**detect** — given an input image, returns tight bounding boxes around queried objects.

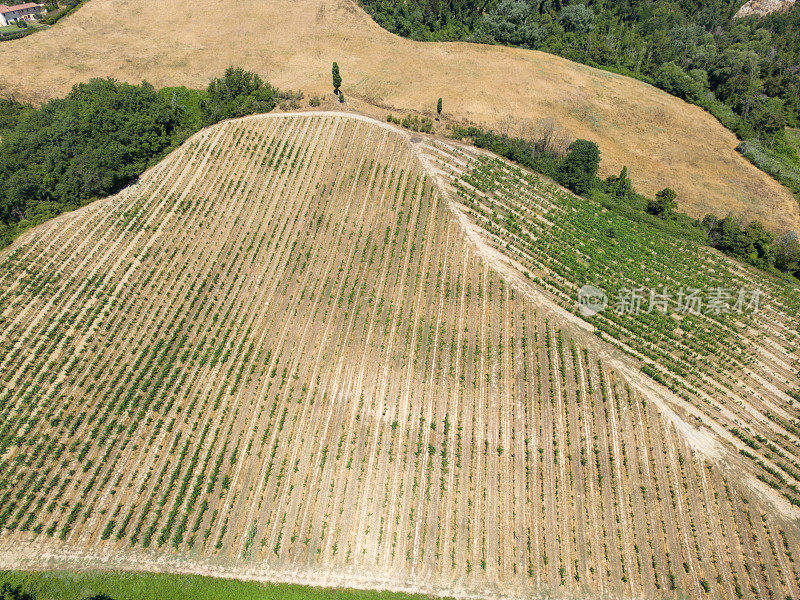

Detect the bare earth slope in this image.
[0,0,797,234]
[0,113,798,600]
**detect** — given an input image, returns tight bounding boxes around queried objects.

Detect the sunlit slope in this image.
[0,114,798,600]
[426,137,800,509]
[0,0,797,234]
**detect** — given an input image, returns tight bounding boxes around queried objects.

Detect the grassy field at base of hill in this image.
[1,570,449,600]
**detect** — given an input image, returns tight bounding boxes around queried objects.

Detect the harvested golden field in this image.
[0,0,797,234]
[0,113,798,600]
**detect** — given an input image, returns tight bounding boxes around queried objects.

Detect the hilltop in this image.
[0,0,797,234]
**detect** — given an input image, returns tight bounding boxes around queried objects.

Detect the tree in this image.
[710,48,762,118]
[559,3,595,32]
[717,217,749,256]
[742,221,774,267]
[656,62,704,103]
[437,97,442,120]
[774,232,800,277]
[555,139,599,195]
[201,66,275,125]
[0,78,181,232]
[332,62,342,95]
[473,0,542,47]
[0,68,279,250]
[647,188,677,218]
[603,166,632,199]
[339,91,345,103]
[705,215,775,267]
[753,97,786,137]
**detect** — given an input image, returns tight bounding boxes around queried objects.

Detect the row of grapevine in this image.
[0,114,797,600]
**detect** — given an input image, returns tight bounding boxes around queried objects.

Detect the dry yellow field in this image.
[0,0,797,234]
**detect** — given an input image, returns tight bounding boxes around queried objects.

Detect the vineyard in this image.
[425,141,800,511]
[0,112,798,600]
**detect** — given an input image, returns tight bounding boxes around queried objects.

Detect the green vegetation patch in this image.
[787,127,800,152]
[736,125,800,198]
[451,123,800,281]
[357,0,800,140]
[0,67,278,249]
[0,570,451,600]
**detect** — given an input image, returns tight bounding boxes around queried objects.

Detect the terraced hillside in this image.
[0,113,798,600]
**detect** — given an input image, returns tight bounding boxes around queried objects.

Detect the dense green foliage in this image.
[0,67,278,249]
[737,127,800,195]
[450,124,596,194]
[158,85,206,133]
[358,0,800,192]
[555,139,599,195]
[0,79,181,246]
[0,571,453,600]
[201,66,276,126]
[704,215,782,270]
[0,98,32,135]
[332,62,342,94]
[646,187,677,218]
[451,122,800,280]
[450,123,563,180]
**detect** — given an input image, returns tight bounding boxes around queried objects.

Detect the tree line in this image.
[0,67,278,248]
[358,0,800,192]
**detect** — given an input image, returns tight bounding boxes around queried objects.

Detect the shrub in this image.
[555,139,599,195]
[201,66,276,125]
[398,114,433,133]
[646,188,677,218]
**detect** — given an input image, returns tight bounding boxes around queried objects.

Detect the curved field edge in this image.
[0,112,798,600]
[0,0,796,234]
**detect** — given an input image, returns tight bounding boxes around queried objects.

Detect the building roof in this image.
[0,2,43,13]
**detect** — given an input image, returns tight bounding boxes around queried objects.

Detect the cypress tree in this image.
[332,62,342,95]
